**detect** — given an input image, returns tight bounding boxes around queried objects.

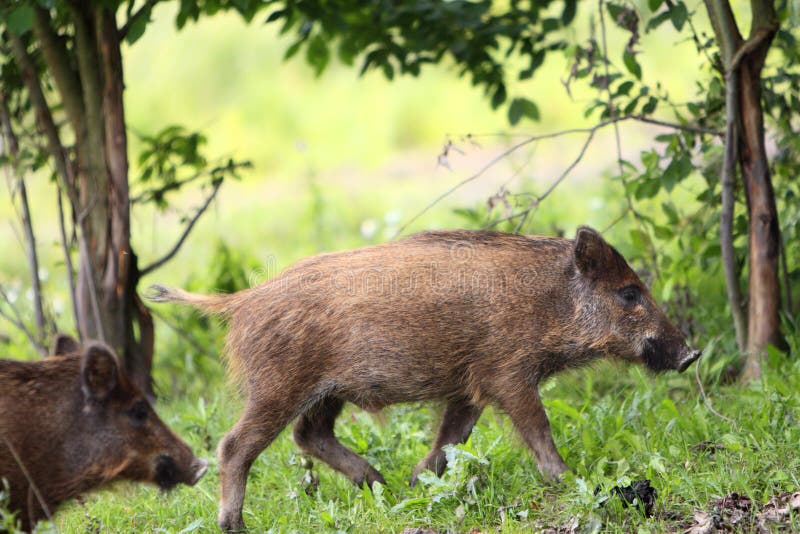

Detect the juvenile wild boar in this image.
[0,335,208,532]
[150,227,701,532]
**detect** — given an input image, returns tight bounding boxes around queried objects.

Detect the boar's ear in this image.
[51,333,81,356]
[573,226,608,279]
[81,343,119,402]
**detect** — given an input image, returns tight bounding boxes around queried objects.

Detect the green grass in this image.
[18,331,792,534]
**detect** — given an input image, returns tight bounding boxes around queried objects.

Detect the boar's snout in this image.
[154,455,208,490]
[190,458,209,485]
[676,348,702,373]
[641,336,701,373]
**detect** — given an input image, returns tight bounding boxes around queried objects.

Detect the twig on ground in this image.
[694,353,738,427]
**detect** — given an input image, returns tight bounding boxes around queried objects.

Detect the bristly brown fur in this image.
[149,227,698,533]
[0,336,205,532]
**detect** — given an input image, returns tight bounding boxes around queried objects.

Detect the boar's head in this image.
[63,339,208,491]
[570,227,701,373]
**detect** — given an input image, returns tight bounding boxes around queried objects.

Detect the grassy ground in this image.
[32,329,799,534]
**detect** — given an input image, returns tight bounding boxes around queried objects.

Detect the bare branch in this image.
[0,285,46,355]
[7,31,73,198]
[484,130,598,230]
[396,112,719,237]
[719,67,747,352]
[0,91,46,342]
[56,183,81,335]
[599,0,661,279]
[149,308,216,361]
[77,231,106,343]
[131,161,251,204]
[119,0,161,39]
[140,180,223,277]
[2,438,53,527]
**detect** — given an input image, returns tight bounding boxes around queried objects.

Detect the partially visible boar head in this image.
[65,339,208,490]
[570,227,701,372]
[0,336,208,531]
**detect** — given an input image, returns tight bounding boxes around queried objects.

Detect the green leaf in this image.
[662,154,693,191]
[623,50,642,80]
[635,178,661,199]
[507,97,540,125]
[648,0,664,11]
[6,4,35,35]
[653,225,673,239]
[661,202,680,225]
[669,2,688,31]
[562,0,577,25]
[641,96,658,114]
[491,84,507,110]
[616,80,635,96]
[629,228,652,252]
[305,34,329,76]
[125,12,149,45]
[646,10,672,32]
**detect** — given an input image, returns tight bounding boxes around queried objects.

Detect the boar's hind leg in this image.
[498,387,569,481]
[293,396,386,487]
[216,397,299,532]
[409,398,482,487]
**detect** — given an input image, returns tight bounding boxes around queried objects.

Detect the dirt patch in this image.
[684,491,800,533]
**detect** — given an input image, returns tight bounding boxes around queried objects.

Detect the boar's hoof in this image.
[541,460,570,482]
[218,513,246,533]
[677,349,702,373]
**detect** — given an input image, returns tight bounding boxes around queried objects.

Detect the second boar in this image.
[149,226,701,532]
[0,335,208,532]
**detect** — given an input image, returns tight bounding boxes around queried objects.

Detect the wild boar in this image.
[0,335,208,532]
[149,226,701,532]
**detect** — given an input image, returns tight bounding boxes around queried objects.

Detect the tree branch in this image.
[510,127,599,232]
[140,180,224,277]
[729,24,779,74]
[0,93,46,343]
[7,31,73,198]
[56,182,81,336]
[32,6,86,137]
[599,0,660,278]
[0,285,46,355]
[395,114,719,237]
[131,161,251,204]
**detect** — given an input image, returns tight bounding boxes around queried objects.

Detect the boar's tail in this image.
[146,285,232,315]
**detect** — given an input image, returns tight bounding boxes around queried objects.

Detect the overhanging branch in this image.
[394,114,720,237]
[140,180,223,277]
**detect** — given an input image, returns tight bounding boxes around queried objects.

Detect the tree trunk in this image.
[738,39,781,380]
[703,0,781,380]
[28,3,155,396]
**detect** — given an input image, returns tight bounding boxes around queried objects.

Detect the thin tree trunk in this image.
[96,5,154,395]
[739,38,781,379]
[704,0,781,380]
[719,67,746,353]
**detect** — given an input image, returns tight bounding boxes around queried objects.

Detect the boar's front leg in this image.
[497,386,569,480]
[409,397,483,487]
[293,396,386,487]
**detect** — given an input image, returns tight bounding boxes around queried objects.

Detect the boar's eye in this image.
[128,400,150,425]
[617,284,641,305]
